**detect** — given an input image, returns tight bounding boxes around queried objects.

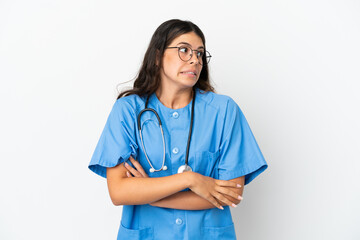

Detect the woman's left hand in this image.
[124,156,148,178]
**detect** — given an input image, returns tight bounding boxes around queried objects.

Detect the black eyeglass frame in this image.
[166,46,212,65]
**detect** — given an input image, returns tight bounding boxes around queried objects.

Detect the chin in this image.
[178,78,198,88]
[179,82,197,90]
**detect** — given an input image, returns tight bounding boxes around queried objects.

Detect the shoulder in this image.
[113,94,145,115]
[196,89,239,112]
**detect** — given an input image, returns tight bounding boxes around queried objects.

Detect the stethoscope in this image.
[137,89,195,174]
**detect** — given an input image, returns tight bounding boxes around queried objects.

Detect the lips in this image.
[180,70,197,76]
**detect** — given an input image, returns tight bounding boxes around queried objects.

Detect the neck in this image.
[155,86,194,109]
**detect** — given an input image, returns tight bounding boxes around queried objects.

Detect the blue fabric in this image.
[89,88,268,240]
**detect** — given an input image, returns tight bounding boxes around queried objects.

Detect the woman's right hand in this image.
[187,172,243,210]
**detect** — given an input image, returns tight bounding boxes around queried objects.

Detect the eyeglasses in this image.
[166,46,212,65]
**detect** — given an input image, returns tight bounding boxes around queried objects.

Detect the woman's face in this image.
[160,32,204,91]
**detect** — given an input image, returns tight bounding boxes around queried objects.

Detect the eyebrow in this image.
[176,42,205,50]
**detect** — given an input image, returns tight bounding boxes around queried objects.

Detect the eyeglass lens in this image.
[178,47,211,65]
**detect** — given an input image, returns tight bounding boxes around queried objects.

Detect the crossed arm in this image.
[107,156,244,210]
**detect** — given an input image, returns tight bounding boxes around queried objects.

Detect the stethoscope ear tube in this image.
[137,108,163,131]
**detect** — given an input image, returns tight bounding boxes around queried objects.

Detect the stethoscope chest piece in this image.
[177,164,193,173]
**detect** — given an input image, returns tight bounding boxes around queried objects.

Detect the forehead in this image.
[168,32,204,48]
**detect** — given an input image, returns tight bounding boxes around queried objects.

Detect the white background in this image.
[1,0,359,239]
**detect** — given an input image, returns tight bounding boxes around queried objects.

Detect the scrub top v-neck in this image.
[89,88,268,240]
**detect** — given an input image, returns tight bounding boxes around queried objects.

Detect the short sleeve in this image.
[218,98,268,185]
[88,99,138,178]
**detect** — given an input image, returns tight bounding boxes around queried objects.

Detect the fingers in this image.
[126,171,133,178]
[129,156,148,177]
[215,186,243,201]
[206,195,224,210]
[212,191,238,208]
[215,179,242,188]
[123,156,149,178]
[124,161,143,178]
[214,180,243,207]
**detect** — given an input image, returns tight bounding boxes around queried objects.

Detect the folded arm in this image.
[150,176,244,210]
[107,161,191,206]
[118,157,244,210]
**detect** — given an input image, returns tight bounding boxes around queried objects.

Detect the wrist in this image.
[182,171,196,188]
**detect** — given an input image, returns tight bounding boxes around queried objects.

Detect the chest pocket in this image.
[194,150,220,177]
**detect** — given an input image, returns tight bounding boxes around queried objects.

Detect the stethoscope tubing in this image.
[138,107,167,172]
[185,90,195,166]
[137,89,196,173]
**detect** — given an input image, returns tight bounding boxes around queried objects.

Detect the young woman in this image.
[89,19,267,240]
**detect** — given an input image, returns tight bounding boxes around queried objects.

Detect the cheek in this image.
[163,58,182,75]
[196,66,203,79]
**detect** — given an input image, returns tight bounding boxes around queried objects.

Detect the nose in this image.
[189,51,200,65]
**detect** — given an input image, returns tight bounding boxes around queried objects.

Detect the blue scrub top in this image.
[89,88,268,240]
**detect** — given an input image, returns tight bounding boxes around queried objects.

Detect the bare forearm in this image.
[114,159,245,210]
[150,177,245,210]
[151,190,241,210]
[108,171,192,206]
[150,191,216,210]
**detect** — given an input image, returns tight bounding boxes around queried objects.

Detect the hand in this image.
[188,172,242,210]
[124,156,148,178]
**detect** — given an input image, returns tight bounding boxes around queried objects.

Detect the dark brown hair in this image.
[117,19,214,99]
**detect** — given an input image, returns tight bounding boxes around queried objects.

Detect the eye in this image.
[197,51,204,58]
[179,47,189,53]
